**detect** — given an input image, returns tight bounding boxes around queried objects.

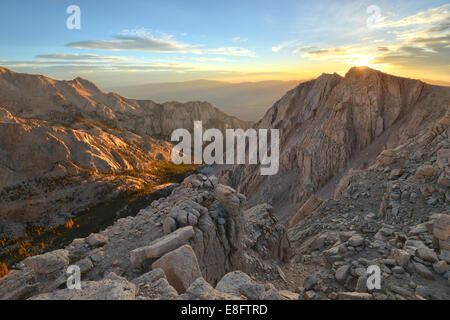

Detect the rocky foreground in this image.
[0,175,293,300]
[1,130,449,300]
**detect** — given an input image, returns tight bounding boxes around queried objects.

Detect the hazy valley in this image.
[109,79,302,121]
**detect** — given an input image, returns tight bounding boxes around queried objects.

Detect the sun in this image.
[346,54,375,67]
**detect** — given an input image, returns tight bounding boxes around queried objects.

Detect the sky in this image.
[0,0,449,87]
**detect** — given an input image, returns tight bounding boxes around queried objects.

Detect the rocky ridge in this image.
[222,67,449,222]
[0,174,293,300]
[0,66,250,141]
[0,66,249,239]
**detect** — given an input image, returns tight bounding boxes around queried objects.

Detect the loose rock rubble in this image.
[286,120,450,300]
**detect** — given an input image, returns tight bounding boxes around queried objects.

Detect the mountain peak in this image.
[317,72,343,81]
[344,66,383,79]
[0,66,15,76]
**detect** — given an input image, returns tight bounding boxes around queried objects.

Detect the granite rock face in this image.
[151,245,202,293]
[0,66,249,231]
[223,67,449,223]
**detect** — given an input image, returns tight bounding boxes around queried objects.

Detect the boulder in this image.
[415,165,436,180]
[391,249,411,267]
[130,226,194,266]
[29,276,136,300]
[152,244,202,294]
[335,265,351,284]
[262,288,282,300]
[86,233,108,248]
[216,271,263,300]
[338,292,372,300]
[178,277,241,300]
[434,214,450,241]
[215,184,245,216]
[413,263,434,279]
[432,261,448,274]
[163,217,177,234]
[132,269,178,300]
[23,250,69,275]
[416,247,439,263]
[0,269,37,300]
[348,234,364,247]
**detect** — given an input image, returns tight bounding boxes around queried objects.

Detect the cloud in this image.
[368,4,450,71]
[372,41,450,69]
[377,47,390,52]
[67,35,194,53]
[35,54,130,62]
[204,47,254,57]
[272,40,299,52]
[232,37,248,43]
[289,4,449,71]
[66,29,253,57]
[292,46,317,54]
[379,4,450,29]
[303,47,347,57]
[1,58,195,73]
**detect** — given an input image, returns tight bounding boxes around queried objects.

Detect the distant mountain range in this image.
[109,79,303,121]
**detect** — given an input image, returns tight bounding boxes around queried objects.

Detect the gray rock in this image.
[178,277,240,300]
[130,226,194,266]
[413,263,434,279]
[337,292,372,300]
[30,276,136,300]
[432,261,448,274]
[86,233,108,248]
[391,249,411,267]
[416,247,439,263]
[163,217,177,235]
[152,244,202,294]
[348,234,364,247]
[262,288,282,300]
[23,250,69,275]
[131,268,166,286]
[216,271,254,296]
[303,275,320,290]
[335,265,351,284]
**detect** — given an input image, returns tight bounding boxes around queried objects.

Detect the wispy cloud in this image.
[290,3,449,72]
[271,40,299,52]
[35,54,130,62]
[204,47,254,57]
[67,32,195,53]
[66,28,254,57]
[379,4,450,29]
[232,37,248,43]
[292,46,317,54]
[368,4,450,69]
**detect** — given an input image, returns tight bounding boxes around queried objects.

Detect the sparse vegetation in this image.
[0,160,198,271]
[0,263,8,279]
